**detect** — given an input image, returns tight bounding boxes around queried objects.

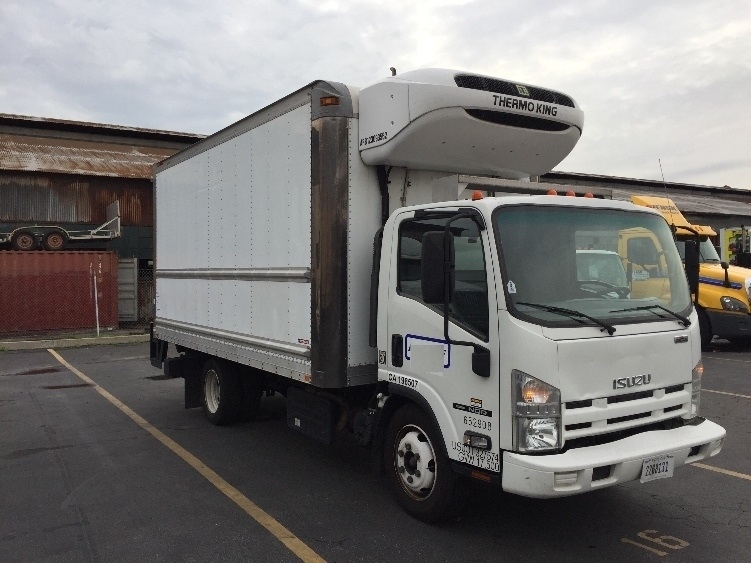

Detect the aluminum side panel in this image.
[155,104,312,272]
[155,277,310,346]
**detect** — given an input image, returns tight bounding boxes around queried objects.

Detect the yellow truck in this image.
[628,195,751,347]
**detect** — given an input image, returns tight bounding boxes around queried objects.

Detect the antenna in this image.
[658,158,677,227]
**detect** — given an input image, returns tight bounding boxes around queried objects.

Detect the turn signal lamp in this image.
[522,378,553,403]
[463,431,491,450]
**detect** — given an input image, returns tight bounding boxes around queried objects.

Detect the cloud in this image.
[0,0,749,188]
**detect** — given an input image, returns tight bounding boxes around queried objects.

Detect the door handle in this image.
[391,334,403,367]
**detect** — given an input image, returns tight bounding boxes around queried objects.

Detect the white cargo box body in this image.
[153,81,382,388]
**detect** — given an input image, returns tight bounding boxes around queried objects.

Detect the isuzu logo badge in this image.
[613,374,652,389]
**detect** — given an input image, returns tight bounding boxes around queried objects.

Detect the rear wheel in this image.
[42,229,67,251]
[201,358,241,425]
[384,404,461,522]
[11,230,38,251]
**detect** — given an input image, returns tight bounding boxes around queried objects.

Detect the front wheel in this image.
[384,404,461,522]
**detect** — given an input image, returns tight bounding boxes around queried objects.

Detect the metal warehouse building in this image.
[0,113,204,262]
[541,171,751,232]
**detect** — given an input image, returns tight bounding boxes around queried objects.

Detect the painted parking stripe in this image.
[48,349,326,563]
[703,389,751,400]
[693,463,751,482]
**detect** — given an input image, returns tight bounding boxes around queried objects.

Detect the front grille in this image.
[465,109,572,132]
[566,399,592,409]
[562,385,691,446]
[563,418,684,451]
[608,390,653,404]
[455,74,575,108]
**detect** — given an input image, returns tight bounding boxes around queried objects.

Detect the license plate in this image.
[640,454,675,483]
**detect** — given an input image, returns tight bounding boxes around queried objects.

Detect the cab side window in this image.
[397,216,489,340]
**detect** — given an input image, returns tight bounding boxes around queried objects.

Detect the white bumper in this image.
[502,419,726,498]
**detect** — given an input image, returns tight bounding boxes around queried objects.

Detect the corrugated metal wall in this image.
[0,171,153,226]
[0,251,119,333]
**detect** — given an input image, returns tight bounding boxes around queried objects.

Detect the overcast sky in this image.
[1,0,749,189]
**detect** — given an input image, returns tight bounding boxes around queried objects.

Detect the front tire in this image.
[384,404,461,522]
[201,359,241,425]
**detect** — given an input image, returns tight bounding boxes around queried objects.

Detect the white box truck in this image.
[150,68,725,522]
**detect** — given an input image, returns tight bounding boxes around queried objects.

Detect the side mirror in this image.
[421,231,454,305]
[684,240,700,295]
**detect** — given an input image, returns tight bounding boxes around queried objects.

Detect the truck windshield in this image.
[675,238,722,264]
[493,205,692,329]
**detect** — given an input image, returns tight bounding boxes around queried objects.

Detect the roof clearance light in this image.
[566,190,576,197]
[471,190,484,201]
[320,96,340,106]
[584,192,594,198]
[546,189,558,196]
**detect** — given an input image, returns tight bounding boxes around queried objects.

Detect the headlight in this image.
[512,370,561,452]
[720,296,748,312]
[690,360,702,417]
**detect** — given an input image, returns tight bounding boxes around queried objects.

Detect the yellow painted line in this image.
[703,389,751,400]
[48,349,325,563]
[693,463,751,482]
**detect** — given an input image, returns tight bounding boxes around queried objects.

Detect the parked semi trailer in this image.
[629,195,751,347]
[0,201,121,251]
[150,68,725,521]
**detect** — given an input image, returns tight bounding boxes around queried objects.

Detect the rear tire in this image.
[384,404,461,523]
[11,230,38,251]
[42,229,67,251]
[201,359,241,425]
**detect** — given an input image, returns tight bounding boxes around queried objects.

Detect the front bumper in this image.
[502,418,725,498]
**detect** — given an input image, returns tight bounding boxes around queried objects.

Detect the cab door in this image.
[384,210,500,473]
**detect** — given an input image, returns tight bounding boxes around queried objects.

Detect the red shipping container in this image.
[0,251,119,334]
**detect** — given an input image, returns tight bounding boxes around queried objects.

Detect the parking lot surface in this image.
[1,341,749,562]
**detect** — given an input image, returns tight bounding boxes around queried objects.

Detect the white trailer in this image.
[150,68,725,521]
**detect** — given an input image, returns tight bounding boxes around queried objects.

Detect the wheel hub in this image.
[396,429,436,496]
[204,369,220,413]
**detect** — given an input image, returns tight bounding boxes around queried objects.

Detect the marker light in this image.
[566,190,576,197]
[690,360,703,417]
[471,190,484,201]
[584,192,594,198]
[320,96,340,106]
[546,189,558,196]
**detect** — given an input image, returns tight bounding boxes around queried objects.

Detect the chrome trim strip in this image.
[155,318,311,358]
[156,268,311,282]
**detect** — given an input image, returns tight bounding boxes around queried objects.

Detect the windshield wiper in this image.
[609,305,690,327]
[516,302,616,335]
